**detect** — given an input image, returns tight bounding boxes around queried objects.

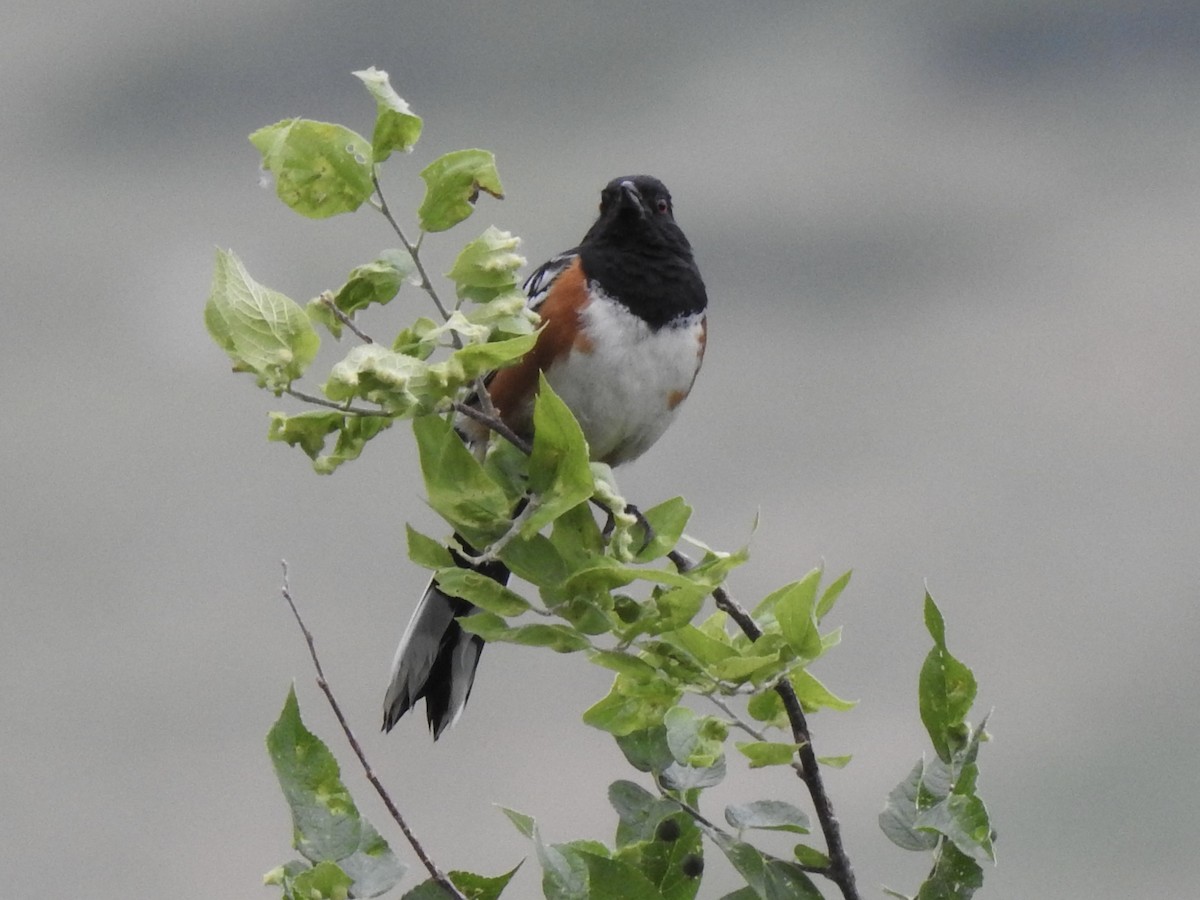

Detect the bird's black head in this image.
[577,174,706,328]
[582,175,692,255]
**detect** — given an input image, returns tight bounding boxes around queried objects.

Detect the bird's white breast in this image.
[544,292,705,466]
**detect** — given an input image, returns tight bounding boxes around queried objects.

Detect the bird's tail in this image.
[382,542,510,739]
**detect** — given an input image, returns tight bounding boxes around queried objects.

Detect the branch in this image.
[667,550,861,900]
[318,292,375,344]
[437,388,861,898]
[452,401,532,455]
[371,172,460,346]
[279,563,467,900]
[283,387,387,417]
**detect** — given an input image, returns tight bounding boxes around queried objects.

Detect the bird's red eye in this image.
[656,198,669,214]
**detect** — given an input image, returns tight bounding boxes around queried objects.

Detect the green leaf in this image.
[392,316,441,358]
[418,149,504,232]
[735,741,800,768]
[651,586,707,633]
[266,687,406,896]
[268,411,393,474]
[499,532,570,588]
[497,806,536,839]
[331,250,414,317]
[523,375,594,535]
[205,249,320,390]
[815,569,851,621]
[708,833,823,900]
[448,226,527,301]
[771,573,824,660]
[406,524,454,570]
[914,841,984,900]
[324,344,426,412]
[250,119,374,218]
[607,788,704,900]
[263,859,309,890]
[668,625,734,665]
[659,756,726,791]
[818,754,852,768]
[614,726,675,775]
[353,67,423,161]
[538,840,590,900]
[792,844,830,869]
[290,861,354,900]
[916,793,995,864]
[413,414,511,545]
[633,497,693,562]
[589,650,661,681]
[580,852,669,900]
[746,690,788,730]
[436,331,540,392]
[879,759,940,852]
[789,669,857,713]
[402,865,522,900]
[919,593,977,762]
[753,568,820,625]
[268,410,343,458]
[584,673,682,736]
[550,501,606,567]
[663,706,727,769]
[708,653,782,684]
[458,614,592,652]
[724,800,811,835]
[434,567,531,616]
[608,780,677,846]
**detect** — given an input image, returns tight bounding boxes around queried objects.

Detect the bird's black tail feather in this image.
[382,540,510,739]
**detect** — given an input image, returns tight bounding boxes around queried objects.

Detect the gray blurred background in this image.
[4,1,1198,897]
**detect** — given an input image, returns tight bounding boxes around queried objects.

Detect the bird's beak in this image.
[618,180,645,216]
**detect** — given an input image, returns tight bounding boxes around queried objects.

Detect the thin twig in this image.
[452,401,532,454]
[473,376,499,420]
[655,779,830,877]
[654,777,721,832]
[279,562,467,900]
[319,292,375,344]
[371,173,459,346]
[667,550,860,900]
[283,387,385,417]
[705,692,806,778]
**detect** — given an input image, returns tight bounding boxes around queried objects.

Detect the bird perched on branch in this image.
[383,175,708,738]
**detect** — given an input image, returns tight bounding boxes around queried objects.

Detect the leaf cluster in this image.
[878,595,995,899]
[205,67,535,473]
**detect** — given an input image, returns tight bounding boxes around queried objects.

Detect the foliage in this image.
[878,596,995,899]
[207,68,996,899]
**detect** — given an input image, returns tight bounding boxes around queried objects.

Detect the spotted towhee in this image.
[383,175,708,738]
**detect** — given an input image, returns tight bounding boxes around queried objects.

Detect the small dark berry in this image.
[681,854,704,878]
[655,818,682,842]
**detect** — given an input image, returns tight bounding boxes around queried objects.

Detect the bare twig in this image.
[704,692,805,778]
[452,401,532,455]
[319,292,375,344]
[283,387,385,417]
[667,550,860,900]
[371,173,459,346]
[279,562,467,900]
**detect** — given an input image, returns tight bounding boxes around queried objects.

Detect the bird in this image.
[383,175,708,738]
